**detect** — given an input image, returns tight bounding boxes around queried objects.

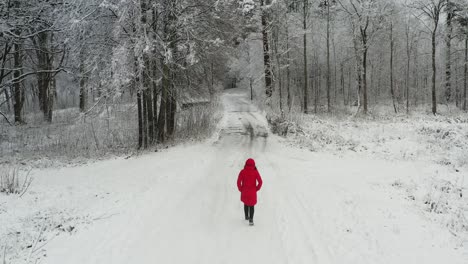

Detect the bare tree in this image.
[319,0,337,113]
[412,0,446,115]
[339,0,386,114]
[445,0,457,103]
[260,0,273,99]
[455,6,468,110]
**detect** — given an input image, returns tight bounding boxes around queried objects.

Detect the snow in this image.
[1,88,467,263]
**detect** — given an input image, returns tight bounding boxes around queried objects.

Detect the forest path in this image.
[42,88,466,264]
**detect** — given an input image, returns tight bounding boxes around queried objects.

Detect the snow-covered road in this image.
[14,88,466,263]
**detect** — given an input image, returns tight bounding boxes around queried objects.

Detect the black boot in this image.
[249,206,255,225]
[244,205,249,220]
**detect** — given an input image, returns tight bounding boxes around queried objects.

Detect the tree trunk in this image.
[333,35,337,105]
[166,77,176,138]
[135,47,143,148]
[286,26,291,111]
[4,88,11,112]
[79,43,87,112]
[390,22,397,114]
[347,67,351,106]
[455,58,463,108]
[141,0,154,145]
[36,31,54,122]
[326,2,331,112]
[152,61,159,137]
[250,79,253,101]
[152,7,159,138]
[142,88,148,148]
[0,43,12,112]
[165,86,172,137]
[303,0,308,114]
[158,0,176,142]
[405,23,411,114]
[362,46,368,114]
[413,34,420,106]
[209,62,215,101]
[370,62,374,102]
[165,23,177,138]
[340,63,345,105]
[445,6,453,103]
[157,64,168,143]
[352,26,362,110]
[142,89,152,148]
[133,13,144,149]
[13,41,23,124]
[47,77,55,122]
[431,30,437,114]
[464,36,467,111]
[261,0,272,98]
[274,29,283,113]
[377,61,382,101]
[316,64,320,114]
[146,83,154,144]
[137,90,143,149]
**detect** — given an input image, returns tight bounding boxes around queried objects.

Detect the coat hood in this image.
[244,158,256,168]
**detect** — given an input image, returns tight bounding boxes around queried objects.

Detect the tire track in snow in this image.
[261,153,327,264]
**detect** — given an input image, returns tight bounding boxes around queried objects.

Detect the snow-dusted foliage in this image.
[240,0,256,14]
[268,109,468,243]
[0,167,32,196]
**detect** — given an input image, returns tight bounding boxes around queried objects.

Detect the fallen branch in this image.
[93,212,119,221]
[27,223,45,262]
[0,110,12,126]
[83,96,103,116]
[32,233,56,255]
[3,244,6,264]
[19,169,33,198]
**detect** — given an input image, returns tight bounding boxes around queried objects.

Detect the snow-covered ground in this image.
[1,88,467,263]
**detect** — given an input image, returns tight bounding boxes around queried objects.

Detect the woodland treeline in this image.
[1,0,468,150]
[238,0,467,116]
[0,0,242,149]
[238,0,468,114]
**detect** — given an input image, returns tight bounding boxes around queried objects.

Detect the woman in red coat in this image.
[237,158,263,226]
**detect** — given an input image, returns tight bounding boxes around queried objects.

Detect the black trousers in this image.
[244,204,254,220]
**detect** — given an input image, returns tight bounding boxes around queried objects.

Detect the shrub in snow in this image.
[0,168,32,196]
[391,180,403,188]
[446,208,468,235]
[423,180,457,214]
[175,101,222,141]
[1,104,137,167]
[267,114,303,137]
[421,179,468,236]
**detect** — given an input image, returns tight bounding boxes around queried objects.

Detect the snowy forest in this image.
[1,0,468,263]
[1,0,467,149]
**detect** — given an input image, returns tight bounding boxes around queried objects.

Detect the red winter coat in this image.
[237,158,263,206]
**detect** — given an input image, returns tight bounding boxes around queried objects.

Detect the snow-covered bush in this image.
[421,179,467,236]
[269,111,468,168]
[0,167,32,196]
[267,114,303,137]
[418,123,468,168]
[0,103,137,167]
[268,113,358,152]
[175,100,222,141]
